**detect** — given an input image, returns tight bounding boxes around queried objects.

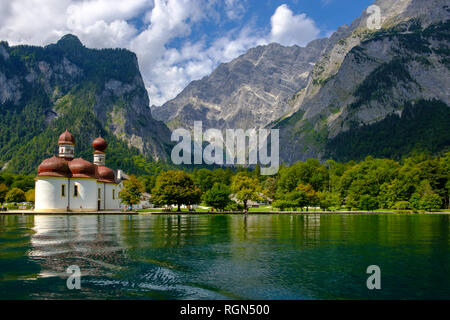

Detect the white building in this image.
[34,130,124,212]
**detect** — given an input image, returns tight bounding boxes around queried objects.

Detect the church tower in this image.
[58,129,75,159]
[92,137,107,166]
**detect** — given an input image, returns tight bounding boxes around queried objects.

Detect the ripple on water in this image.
[0,214,449,299]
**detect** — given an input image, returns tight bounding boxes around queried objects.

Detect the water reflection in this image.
[0,214,449,299]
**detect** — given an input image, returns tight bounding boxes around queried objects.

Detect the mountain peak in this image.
[55,34,84,49]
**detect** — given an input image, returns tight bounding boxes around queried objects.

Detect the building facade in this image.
[34,130,124,212]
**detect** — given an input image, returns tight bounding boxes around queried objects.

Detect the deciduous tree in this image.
[231,173,263,211]
[152,170,201,211]
[5,188,26,203]
[203,183,231,211]
[119,175,145,208]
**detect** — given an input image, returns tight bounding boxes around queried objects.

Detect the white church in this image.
[34,130,125,212]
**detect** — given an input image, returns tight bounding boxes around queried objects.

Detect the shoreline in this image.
[1,210,449,215]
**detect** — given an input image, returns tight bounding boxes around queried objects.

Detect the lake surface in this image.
[0,214,448,300]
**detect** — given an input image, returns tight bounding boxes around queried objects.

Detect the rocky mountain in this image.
[274,0,450,163]
[152,0,450,165]
[2,0,449,173]
[151,40,329,131]
[0,34,172,174]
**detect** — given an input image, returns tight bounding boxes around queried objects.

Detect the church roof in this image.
[68,158,97,179]
[96,165,116,183]
[37,130,119,183]
[58,129,75,145]
[38,156,71,177]
[92,136,107,152]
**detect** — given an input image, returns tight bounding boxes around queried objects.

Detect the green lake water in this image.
[0,214,448,299]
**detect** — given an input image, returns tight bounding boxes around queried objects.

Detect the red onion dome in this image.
[92,137,107,152]
[58,129,75,145]
[97,165,116,183]
[38,156,71,177]
[68,158,97,178]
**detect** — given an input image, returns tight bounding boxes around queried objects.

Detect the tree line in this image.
[119,153,450,212]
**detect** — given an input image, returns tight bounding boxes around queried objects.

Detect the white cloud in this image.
[224,0,247,20]
[0,0,72,45]
[0,1,320,106]
[269,4,320,46]
[66,0,150,28]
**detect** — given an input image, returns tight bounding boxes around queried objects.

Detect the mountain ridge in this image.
[151,39,329,131]
[275,0,450,163]
[0,34,172,174]
[152,0,450,164]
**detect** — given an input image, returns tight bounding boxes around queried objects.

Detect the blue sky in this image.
[0,0,374,105]
[186,0,374,45]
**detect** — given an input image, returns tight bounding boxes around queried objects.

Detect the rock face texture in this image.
[0,35,171,173]
[275,0,450,163]
[2,0,449,172]
[151,40,329,131]
[153,0,450,164]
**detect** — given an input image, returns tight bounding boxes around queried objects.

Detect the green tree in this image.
[211,168,234,186]
[192,168,215,193]
[262,177,278,202]
[419,193,442,211]
[345,193,359,211]
[0,183,8,203]
[285,190,308,211]
[138,175,157,193]
[296,184,319,210]
[409,192,422,210]
[318,191,341,211]
[11,176,35,192]
[25,189,35,203]
[0,173,15,187]
[203,183,231,211]
[409,180,443,210]
[152,170,202,211]
[231,173,263,211]
[359,195,378,211]
[5,188,26,203]
[393,201,411,210]
[119,175,145,208]
[272,199,292,211]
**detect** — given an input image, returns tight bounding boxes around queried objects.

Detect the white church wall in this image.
[35,178,69,212]
[95,182,122,210]
[69,179,97,211]
[105,183,121,210]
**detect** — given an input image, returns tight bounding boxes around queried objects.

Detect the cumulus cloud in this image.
[269,4,320,46]
[224,0,247,20]
[0,1,320,106]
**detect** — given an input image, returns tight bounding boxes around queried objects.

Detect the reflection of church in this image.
[35,130,124,212]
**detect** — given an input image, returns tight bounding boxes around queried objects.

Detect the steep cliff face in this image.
[0,35,171,173]
[151,0,450,166]
[275,0,450,163]
[151,40,329,131]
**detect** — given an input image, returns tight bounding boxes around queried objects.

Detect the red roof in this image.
[58,129,75,145]
[96,165,116,183]
[92,137,107,152]
[68,158,97,179]
[38,156,99,179]
[38,156,71,177]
